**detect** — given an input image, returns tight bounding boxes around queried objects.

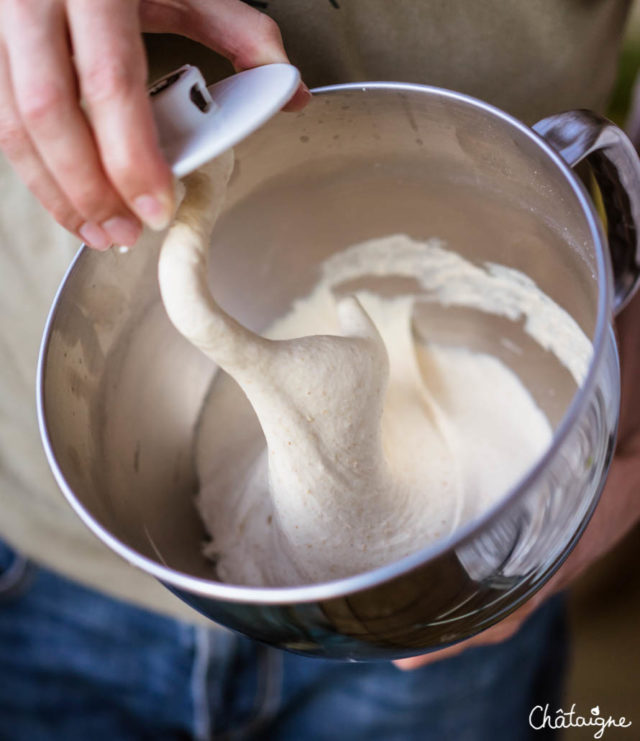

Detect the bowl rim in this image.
[36,80,613,605]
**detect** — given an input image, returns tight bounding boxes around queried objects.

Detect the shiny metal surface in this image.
[38,84,625,659]
[534,110,640,311]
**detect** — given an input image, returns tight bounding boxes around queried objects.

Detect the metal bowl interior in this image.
[38,83,611,614]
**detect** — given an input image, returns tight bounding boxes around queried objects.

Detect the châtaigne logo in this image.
[529,703,632,738]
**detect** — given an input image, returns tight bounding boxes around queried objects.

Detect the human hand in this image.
[0,0,309,250]
[395,289,640,670]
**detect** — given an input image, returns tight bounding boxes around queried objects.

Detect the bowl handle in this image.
[533,110,640,313]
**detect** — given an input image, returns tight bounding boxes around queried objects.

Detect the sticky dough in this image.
[159,154,584,587]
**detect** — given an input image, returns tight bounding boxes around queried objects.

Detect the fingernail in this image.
[102,215,142,247]
[79,221,112,251]
[299,84,313,106]
[133,193,172,231]
[284,82,312,112]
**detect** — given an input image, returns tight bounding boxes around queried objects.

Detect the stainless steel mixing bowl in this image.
[37,83,640,659]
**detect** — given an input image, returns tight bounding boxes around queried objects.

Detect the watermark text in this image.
[529,704,632,739]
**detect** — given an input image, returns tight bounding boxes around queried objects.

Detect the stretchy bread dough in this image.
[159,154,590,587]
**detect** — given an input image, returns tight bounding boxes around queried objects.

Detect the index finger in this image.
[67,0,174,230]
[140,0,311,111]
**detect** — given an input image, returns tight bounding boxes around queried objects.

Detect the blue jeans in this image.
[0,540,566,740]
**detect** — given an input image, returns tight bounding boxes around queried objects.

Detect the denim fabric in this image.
[0,540,567,740]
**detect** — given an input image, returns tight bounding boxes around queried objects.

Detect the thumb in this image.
[140,0,310,110]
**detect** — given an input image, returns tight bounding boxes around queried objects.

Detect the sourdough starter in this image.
[158,156,591,587]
